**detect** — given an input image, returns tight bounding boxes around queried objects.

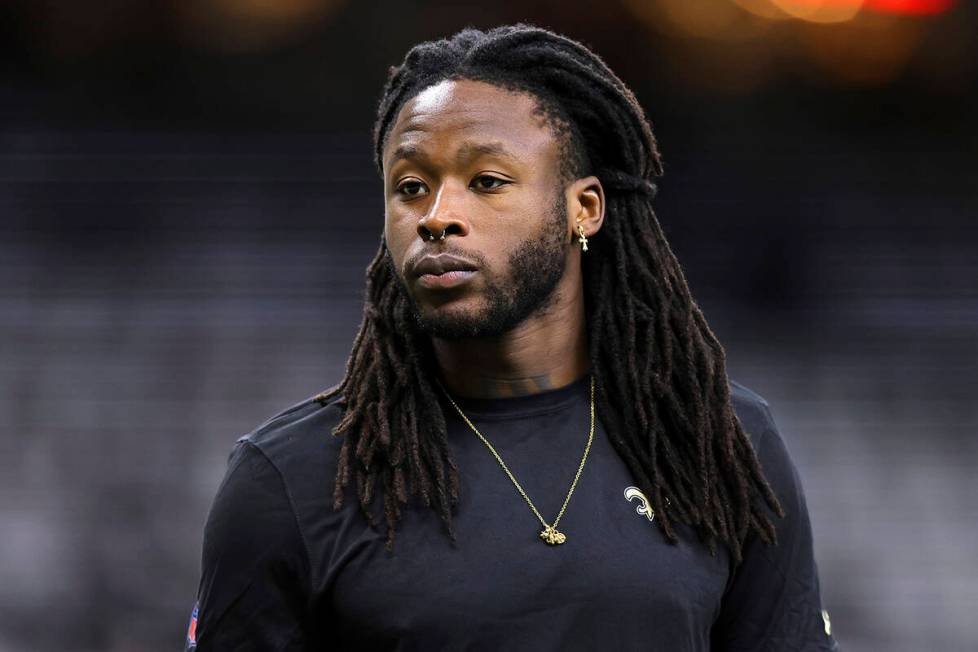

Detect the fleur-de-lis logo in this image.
[624,486,655,522]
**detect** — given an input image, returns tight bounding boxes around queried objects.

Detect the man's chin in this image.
[410,281,563,341]
[413,307,498,340]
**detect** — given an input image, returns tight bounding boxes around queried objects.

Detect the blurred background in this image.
[1,1,976,650]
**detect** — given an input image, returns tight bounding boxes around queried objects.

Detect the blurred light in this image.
[802,11,922,83]
[623,0,745,39]
[621,0,959,90]
[179,0,346,52]
[734,0,954,22]
[865,0,955,15]
[621,0,778,93]
[768,0,865,24]
[733,0,794,19]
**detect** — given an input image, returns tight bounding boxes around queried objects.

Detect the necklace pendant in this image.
[539,526,567,545]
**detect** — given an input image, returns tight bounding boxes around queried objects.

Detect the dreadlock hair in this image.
[319,24,784,563]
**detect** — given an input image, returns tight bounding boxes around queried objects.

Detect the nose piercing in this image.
[428,231,446,241]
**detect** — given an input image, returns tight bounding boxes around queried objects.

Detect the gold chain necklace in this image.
[441,375,595,546]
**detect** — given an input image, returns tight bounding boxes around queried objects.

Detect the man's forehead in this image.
[410,79,461,114]
[406,78,540,118]
[384,79,555,167]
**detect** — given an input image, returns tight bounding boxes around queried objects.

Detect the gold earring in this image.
[577,224,589,252]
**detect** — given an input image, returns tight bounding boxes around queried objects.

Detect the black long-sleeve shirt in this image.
[186,376,839,651]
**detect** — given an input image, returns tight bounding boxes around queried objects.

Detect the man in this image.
[187,24,839,651]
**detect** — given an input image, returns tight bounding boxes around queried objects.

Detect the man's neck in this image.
[432,285,589,399]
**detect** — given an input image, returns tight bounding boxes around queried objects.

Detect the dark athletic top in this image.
[185,375,839,651]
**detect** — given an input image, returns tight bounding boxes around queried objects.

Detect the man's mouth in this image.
[410,253,479,290]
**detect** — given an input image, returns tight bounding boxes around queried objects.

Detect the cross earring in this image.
[577,224,589,252]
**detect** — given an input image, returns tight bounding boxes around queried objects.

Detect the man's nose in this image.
[417,181,470,242]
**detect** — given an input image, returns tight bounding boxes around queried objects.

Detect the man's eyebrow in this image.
[388,143,426,167]
[454,141,519,163]
[387,140,519,168]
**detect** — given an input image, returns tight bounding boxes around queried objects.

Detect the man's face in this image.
[382,79,573,339]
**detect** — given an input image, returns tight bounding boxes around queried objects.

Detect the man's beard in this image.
[391,192,569,340]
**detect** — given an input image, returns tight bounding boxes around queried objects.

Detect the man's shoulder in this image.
[728,378,778,450]
[234,387,346,480]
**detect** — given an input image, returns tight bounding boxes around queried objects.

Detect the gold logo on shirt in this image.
[624,486,656,522]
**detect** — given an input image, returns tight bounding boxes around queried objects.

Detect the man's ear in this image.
[566,175,605,241]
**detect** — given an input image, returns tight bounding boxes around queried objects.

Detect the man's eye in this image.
[397,180,428,196]
[471,175,509,191]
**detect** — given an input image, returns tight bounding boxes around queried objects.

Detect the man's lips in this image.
[417,269,477,289]
[410,253,479,290]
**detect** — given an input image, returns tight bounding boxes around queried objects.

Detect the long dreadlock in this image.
[318,24,784,563]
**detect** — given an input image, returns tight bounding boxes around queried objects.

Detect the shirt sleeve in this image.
[711,406,840,652]
[187,439,311,651]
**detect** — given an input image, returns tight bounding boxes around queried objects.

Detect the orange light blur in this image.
[733,0,794,19]
[738,0,954,21]
[865,0,955,14]
[179,0,346,52]
[768,0,865,23]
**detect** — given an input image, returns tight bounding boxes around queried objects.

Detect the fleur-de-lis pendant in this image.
[539,525,567,545]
